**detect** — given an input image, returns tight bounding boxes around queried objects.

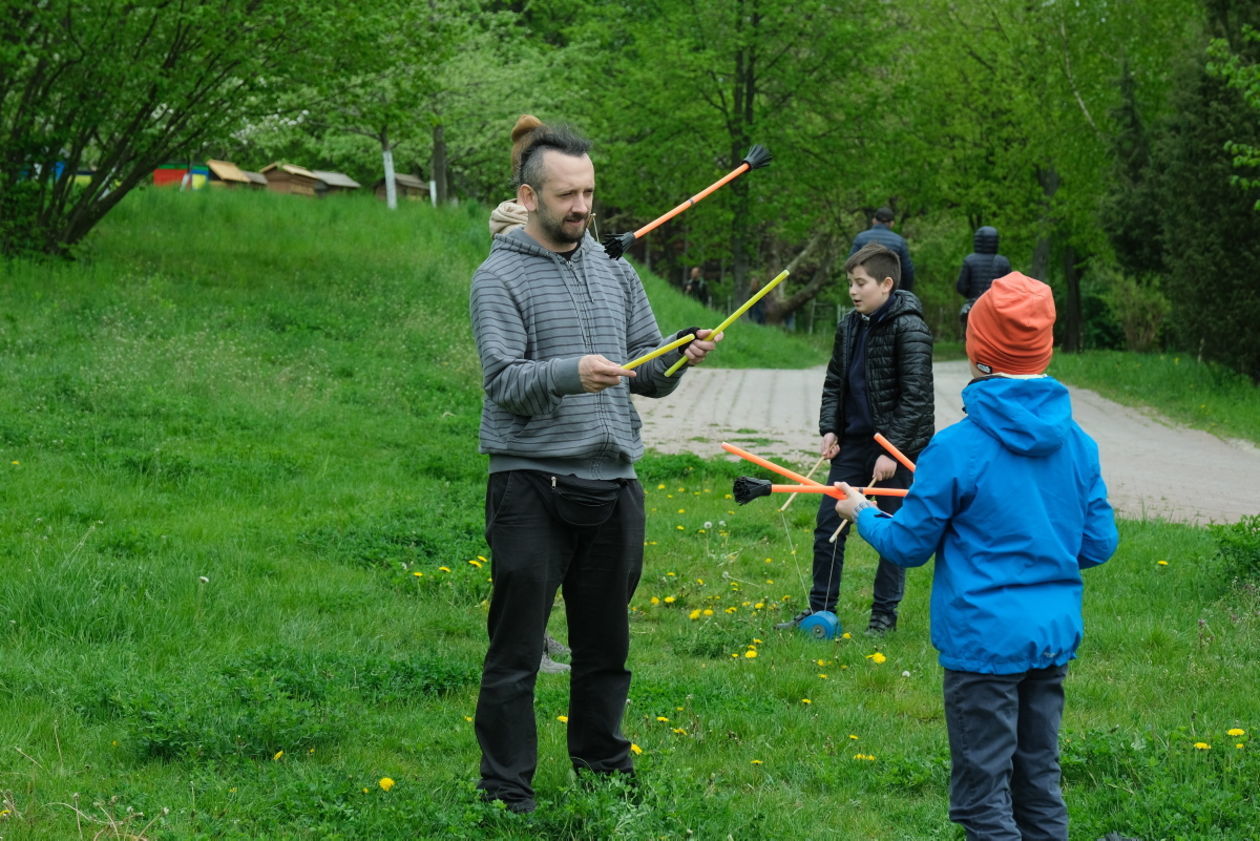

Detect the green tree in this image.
[0,0,367,257]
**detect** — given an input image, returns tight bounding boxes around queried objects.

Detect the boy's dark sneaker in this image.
[866,612,897,635]
[774,609,815,630]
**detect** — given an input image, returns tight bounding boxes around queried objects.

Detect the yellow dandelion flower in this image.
[273,750,284,761]
[750,759,763,765]
[742,600,751,607]
[630,743,643,755]
[677,508,686,514]
[696,578,704,585]
[1193,742,1211,750]
[801,698,811,704]
[379,777,395,791]
[842,632,852,639]
[725,606,737,614]
[10,461,18,466]
[657,483,666,490]
[765,579,775,584]
[672,727,687,735]
[478,555,488,562]
[724,493,732,499]
[1238,743,1246,749]
[753,638,763,644]
[817,659,828,667]
[675,525,685,531]
[866,652,887,664]
[656,716,670,722]
[1157,560,1169,566]
[1228,728,1246,737]
[557,715,569,723]
[818,673,829,679]
[664,595,676,604]
[754,602,765,609]
[438,566,451,573]
[468,559,483,568]
[464,716,473,722]
[689,609,701,620]
[412,571,424,577]
[849,734,859,740]
[650,596,660,605]
[703,609,714,616]
[744,650,758,659]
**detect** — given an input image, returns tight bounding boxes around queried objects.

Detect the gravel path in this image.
[633,361,1260,526]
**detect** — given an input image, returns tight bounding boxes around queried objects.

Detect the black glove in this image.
[675,326,702,348]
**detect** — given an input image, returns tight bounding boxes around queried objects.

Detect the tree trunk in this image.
[1031,166,1060,280]
[382,142,397,210]
[1061,244,1082,352]
[432,122,448,204]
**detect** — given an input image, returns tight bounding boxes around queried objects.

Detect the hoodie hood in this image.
[973,226,999,254]
[962,376,1072,456]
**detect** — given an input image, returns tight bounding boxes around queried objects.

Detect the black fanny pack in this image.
[547,473,624,528]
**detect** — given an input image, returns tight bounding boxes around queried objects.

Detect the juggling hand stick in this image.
[664,269,790,376]
[621,333,695,371]
[733,476,907,505]
[778,456,826,511]
[874,433,916,472]
[602,145,772,259]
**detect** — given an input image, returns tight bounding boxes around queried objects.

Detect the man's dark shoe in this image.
[480,789,537,814]
[866,612,897,635]
[774,609,814,630]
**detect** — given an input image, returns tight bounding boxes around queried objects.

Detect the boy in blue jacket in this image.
[833,272,1118,841]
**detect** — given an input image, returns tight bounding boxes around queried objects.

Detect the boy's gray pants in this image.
[943,665,1070,841]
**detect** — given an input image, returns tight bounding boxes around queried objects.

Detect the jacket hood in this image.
[491,226,599,261]
[871,288,924,322]
[973,226,999,254]
[962,376,1072,456]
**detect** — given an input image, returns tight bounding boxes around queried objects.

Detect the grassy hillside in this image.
[0,189,1255,840]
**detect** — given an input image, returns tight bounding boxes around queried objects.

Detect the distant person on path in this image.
[850,206,916,293]
[469,122,719,814]
[683,266,709,306]
[777,243,933,636]
[832,272,1118,841]
[486,112,571,675]
[956,225,1012,334]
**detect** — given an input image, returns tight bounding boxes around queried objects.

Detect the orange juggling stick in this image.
[765,484,907,498]
[602,145,772,259]
[874,432,916,473]
[722,442,824,488]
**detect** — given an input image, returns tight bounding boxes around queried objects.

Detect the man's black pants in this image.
[474,470,644,806]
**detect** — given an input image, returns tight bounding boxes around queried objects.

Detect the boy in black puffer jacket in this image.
[777,243,934,635]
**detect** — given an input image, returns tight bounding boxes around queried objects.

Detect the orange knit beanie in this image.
[965,272,1056,375]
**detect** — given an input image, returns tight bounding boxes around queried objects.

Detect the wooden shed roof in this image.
[207,159,250,183]
[310,170,361,189]
[375,173,427,190]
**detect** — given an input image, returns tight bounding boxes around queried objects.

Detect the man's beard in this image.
[537,206,588,247]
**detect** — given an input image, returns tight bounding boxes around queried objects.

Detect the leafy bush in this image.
[1211,514,1260,579]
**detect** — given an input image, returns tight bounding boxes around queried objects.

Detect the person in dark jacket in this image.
[833,272,1118,841]
[776,243,934,635]
[850,207,916,293]
[955,225,1011,332]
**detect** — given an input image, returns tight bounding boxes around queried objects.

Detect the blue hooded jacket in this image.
[855,376,1118,674]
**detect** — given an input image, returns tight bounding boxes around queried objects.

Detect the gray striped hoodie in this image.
[470,227,686,479]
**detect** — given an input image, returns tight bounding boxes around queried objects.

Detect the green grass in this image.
[0,189,1256,839]
[1048,350,1260,446]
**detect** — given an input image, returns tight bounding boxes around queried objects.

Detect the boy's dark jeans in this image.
[943,665,1070,841]
[474,471,644,807]
[810,436,912,616]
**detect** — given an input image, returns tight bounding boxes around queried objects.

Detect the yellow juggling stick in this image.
[664,269,790,376]
[621,333,696,371]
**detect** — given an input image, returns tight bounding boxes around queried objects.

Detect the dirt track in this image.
[632,361,1260,526]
